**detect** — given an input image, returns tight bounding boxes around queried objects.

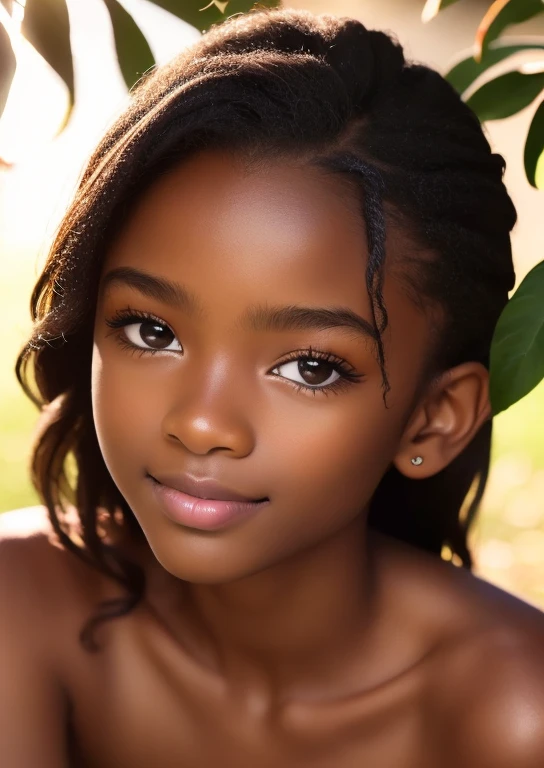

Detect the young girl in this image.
[2,7,544,767]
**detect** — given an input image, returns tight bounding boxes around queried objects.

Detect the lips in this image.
[148,472,267,504]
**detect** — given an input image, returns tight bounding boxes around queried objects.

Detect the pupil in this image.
[140,321,172,349]
[299,359,331,386]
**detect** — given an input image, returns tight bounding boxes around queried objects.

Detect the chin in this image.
[135,521,272,585]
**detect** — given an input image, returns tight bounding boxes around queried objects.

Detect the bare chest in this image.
[62,612,438,768]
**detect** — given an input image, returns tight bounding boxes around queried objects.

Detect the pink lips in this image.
[148,474,269,531]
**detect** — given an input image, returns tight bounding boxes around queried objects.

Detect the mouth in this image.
[147,472,268,504]
[147,474,269,531]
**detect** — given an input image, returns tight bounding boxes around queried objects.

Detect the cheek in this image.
[202,388,404,580]
[270,387,400,518]
[91,342,159,482]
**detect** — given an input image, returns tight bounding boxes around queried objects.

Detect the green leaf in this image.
[490,260,544,415]
[103,0,156,90]
[524,98,544,187]
[466,69,544,120]
[0,20,15,121]
[535,146,544,187]
[446,38,544,96]
[476,0,544,61]
[21,0,74,111]
[421,0,462,24]
[148,0,280,34]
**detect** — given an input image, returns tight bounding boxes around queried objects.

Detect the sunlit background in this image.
[1,0,544,605]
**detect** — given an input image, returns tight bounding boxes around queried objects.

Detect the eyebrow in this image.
[101,266,378,343]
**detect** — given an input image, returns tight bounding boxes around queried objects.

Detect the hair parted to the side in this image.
[16,8,517,651]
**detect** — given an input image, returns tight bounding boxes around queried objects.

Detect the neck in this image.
[137,514,386,707]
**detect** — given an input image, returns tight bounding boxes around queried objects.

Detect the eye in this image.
[105,308,182,353]
[124,320,181,351]
[271,347,364,395]
[274,357,341,388]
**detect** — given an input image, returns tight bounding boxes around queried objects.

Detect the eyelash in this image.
[104,306,365,397]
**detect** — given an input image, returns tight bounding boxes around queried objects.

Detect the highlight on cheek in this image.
[103,306,366,396]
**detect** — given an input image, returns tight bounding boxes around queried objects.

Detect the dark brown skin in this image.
[2,149,544,767]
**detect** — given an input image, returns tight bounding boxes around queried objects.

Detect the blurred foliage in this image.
[424,0,544,417]
[0,15,14,118]
[0,0,279,127]
[489,261,544,415]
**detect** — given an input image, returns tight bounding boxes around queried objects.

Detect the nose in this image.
[161,357,256,457]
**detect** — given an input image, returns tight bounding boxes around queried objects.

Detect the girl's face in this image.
[92,149,432,583]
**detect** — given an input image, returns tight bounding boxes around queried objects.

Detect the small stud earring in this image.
[411,456,424,466]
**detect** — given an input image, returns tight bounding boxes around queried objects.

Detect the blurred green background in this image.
[1,0,543,607]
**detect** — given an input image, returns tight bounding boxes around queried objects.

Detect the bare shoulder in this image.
[0,505,78,588]
[0,507,76,765]
[386,536,544,766]
[373,533,544,765]
[0,504,82,547]
[0,505,107,627]
[0,505,64,581]
[375,529,544,637]
[430,620,544,767]
[0,504,55,538]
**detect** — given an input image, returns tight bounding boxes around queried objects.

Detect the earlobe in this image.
[393,362,491,479]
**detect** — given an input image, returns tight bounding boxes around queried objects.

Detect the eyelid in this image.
[273,346,358,372]
[105,306,173,328]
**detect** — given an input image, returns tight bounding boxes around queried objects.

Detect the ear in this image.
[392,362,492,479]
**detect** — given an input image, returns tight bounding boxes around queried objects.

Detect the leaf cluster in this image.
[0,0,279,128]
[424,0,544,415]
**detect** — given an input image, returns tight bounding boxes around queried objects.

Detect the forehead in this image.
[106,150,371,309]
[102,149,431,366]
